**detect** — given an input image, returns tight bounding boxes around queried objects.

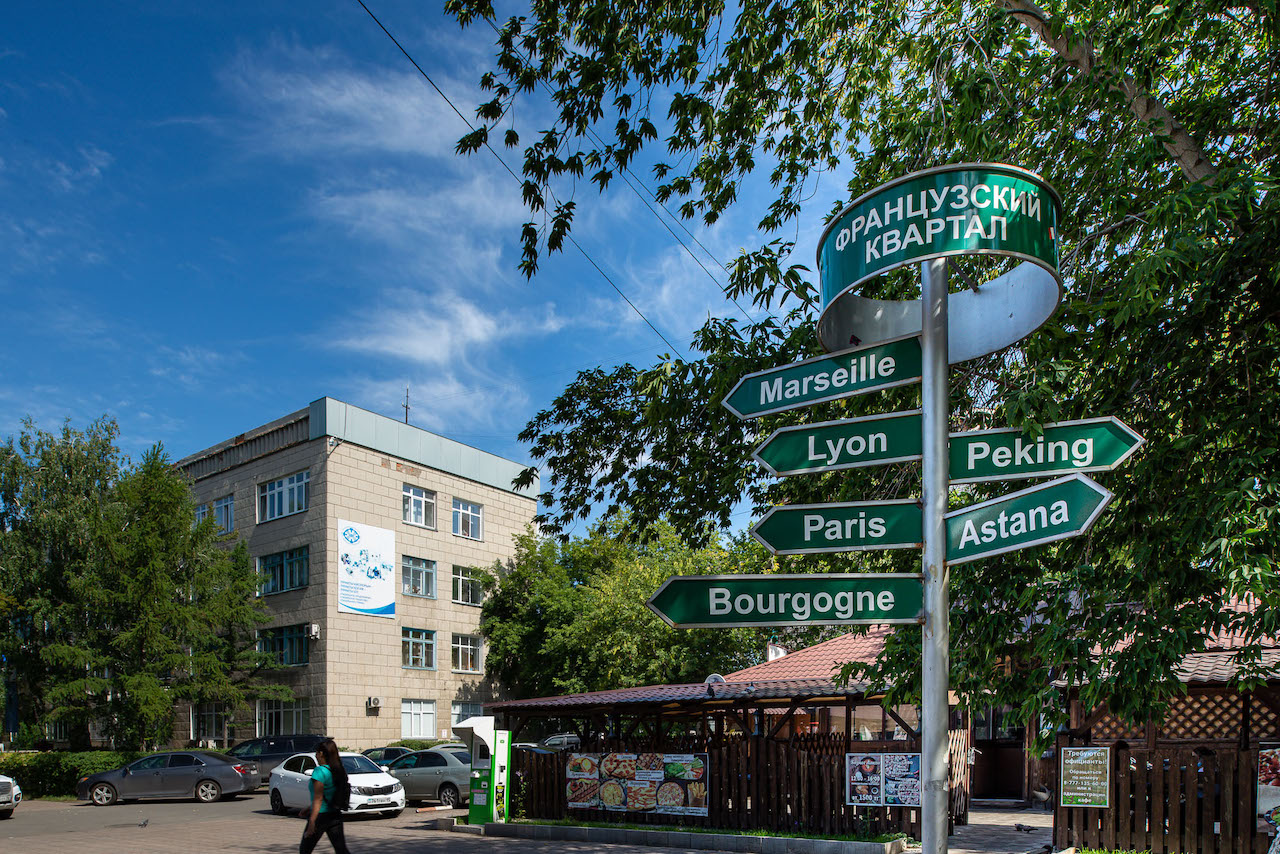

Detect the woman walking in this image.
[300,738,352,854]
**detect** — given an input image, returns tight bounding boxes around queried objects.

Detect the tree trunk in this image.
[999,0,1218,184]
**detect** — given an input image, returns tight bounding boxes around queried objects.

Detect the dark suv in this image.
[226,735,328,786]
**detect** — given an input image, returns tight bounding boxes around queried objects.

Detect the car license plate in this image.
[367,797,391,805]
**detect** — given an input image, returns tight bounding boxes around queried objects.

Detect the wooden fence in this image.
[513,732,971,837]
[1055,745,1272,852]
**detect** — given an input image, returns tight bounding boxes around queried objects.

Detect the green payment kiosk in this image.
[454,716,510,825]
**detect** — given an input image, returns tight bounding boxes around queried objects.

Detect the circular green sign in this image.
[818,163,1063,327]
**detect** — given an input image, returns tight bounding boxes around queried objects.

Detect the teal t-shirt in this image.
[311,764,336,813]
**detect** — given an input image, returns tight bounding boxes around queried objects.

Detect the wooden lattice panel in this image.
[1092,711,1145,742]
[1251,692,1280,740]
[1160,692,1238,740]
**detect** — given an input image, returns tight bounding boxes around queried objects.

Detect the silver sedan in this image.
[385,747,471,807]
[75,751,257,806]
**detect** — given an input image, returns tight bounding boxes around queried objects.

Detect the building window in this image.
[258,470,310,522]
[193,702,227,746]
[452,634,482,673]
[43,719,69,742]
[401,627,435,669]
[452,565,484,606]
[213,494,235,533]
[452,701,484,725]
[259,546,310,595]
[402,484,436,529]
[195,503,210,524]
[257,698,310,736]
[260,624,309,666]
[402,555,436,598]
[401,699,436,739]
[452,498,482,540]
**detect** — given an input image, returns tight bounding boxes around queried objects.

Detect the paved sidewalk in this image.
[945,807,1053,853]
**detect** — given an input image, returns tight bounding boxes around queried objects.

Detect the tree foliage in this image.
[446,0,1280,732]
[480,521,841,698]
[0,420,279,750]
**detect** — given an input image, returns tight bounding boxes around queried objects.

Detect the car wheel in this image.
[387,808,403,819]
[269,789,287,815]
[438,783,460,808]
[90,783,118,806]
[195,780,222,803]
[0,808,13,820]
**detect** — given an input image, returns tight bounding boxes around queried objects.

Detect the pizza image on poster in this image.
[846,753,882,806]
[656,754,709,816]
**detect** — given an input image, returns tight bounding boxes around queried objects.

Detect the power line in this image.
[354,0,686,359]
[478,16,757,327]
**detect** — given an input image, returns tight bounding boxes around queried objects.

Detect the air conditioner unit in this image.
[367,697,382,708]
[308,623,320,639]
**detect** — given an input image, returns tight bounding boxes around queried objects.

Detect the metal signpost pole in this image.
[920,257,950,854]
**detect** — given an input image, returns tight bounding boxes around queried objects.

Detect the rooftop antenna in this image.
[403,386,410,424]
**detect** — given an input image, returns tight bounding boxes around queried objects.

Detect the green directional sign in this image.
[722,334,922,420]
[752,500,922,556]
[646,573,925,628]
[944,473,1112,565]
[949,417,1144,484]
[754,410,923,476]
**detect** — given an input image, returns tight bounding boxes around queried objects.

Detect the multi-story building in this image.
[175,397,537,748]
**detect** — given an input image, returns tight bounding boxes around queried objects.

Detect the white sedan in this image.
[0,773,21,819]
[268,751,404,817]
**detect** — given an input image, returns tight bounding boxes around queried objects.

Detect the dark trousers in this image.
[300,810,350,854]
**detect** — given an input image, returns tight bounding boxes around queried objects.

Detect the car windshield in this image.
[341,755,382,774]
[227,742,260,757]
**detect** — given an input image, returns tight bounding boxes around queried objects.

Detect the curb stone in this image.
[483,822,908,854]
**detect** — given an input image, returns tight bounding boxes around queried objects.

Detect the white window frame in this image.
[258,470,310,522]
[451,701,485,725]
[451,497,483,540]
[402,627,436,669]
[452,565,484,607]
[452,633,482,673]
[192,702,227,746]
[402,555,436,598]
[194,503,210,524]
[402,484,437,529]
[256,698,310,736]
[213,494,235,533]
[401,699,436,739]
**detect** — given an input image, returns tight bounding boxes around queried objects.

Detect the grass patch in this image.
[30,794,79,802]
[510,817,910,845]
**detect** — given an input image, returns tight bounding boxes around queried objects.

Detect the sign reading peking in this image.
[721,334,922,420]
[818,163,1062,306]
[949,417,1144,484]
[751,499,922,556]
[646,573,924,628]
[754,410,923,476]
[944,473,1112,565]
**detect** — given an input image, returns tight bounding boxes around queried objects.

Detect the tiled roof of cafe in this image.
[485,676,874,712]
[726,627,892,682]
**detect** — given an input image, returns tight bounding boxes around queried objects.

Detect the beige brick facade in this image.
[177,398,536,750]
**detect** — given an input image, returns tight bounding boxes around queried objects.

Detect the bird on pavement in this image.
[1013,822,1036,832]
[138,819,149,827]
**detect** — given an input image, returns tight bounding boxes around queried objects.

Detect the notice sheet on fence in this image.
[1060,746,1110,808]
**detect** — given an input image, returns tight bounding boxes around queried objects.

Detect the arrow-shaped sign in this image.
[722,334,922,420]
[751,500,922,556]
[948,417,1144,483]
[647,573,925,628]
[944,473,1112,565]
[754,410,923,476]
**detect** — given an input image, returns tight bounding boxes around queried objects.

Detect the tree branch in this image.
[1000,0,1218,184]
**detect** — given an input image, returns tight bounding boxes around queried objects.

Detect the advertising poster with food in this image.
[567,752,708,815]
[882,753,922,806]
[845,754,883,806]
[1259,744,1280,834]
[565,754,601,808]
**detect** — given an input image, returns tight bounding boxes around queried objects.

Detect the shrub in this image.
[389,738,460,751]
[0,750,141,798]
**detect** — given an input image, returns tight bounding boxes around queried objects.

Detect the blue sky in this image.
[1,2,837,530]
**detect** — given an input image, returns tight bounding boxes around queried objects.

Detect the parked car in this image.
[269,751,404,817]
[226,734,328,786]
[361,746,414,764]
[76,751,257,806]
[512,744,557,758]
[539,732,581,750]
[0,773,21,818]
[385,747,471,807]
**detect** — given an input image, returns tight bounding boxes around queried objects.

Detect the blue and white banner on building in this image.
[337,520,396,618]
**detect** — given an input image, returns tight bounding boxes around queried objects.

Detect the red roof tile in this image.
[726,627,894,681]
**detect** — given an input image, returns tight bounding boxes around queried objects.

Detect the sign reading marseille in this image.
[337,519,396,618]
